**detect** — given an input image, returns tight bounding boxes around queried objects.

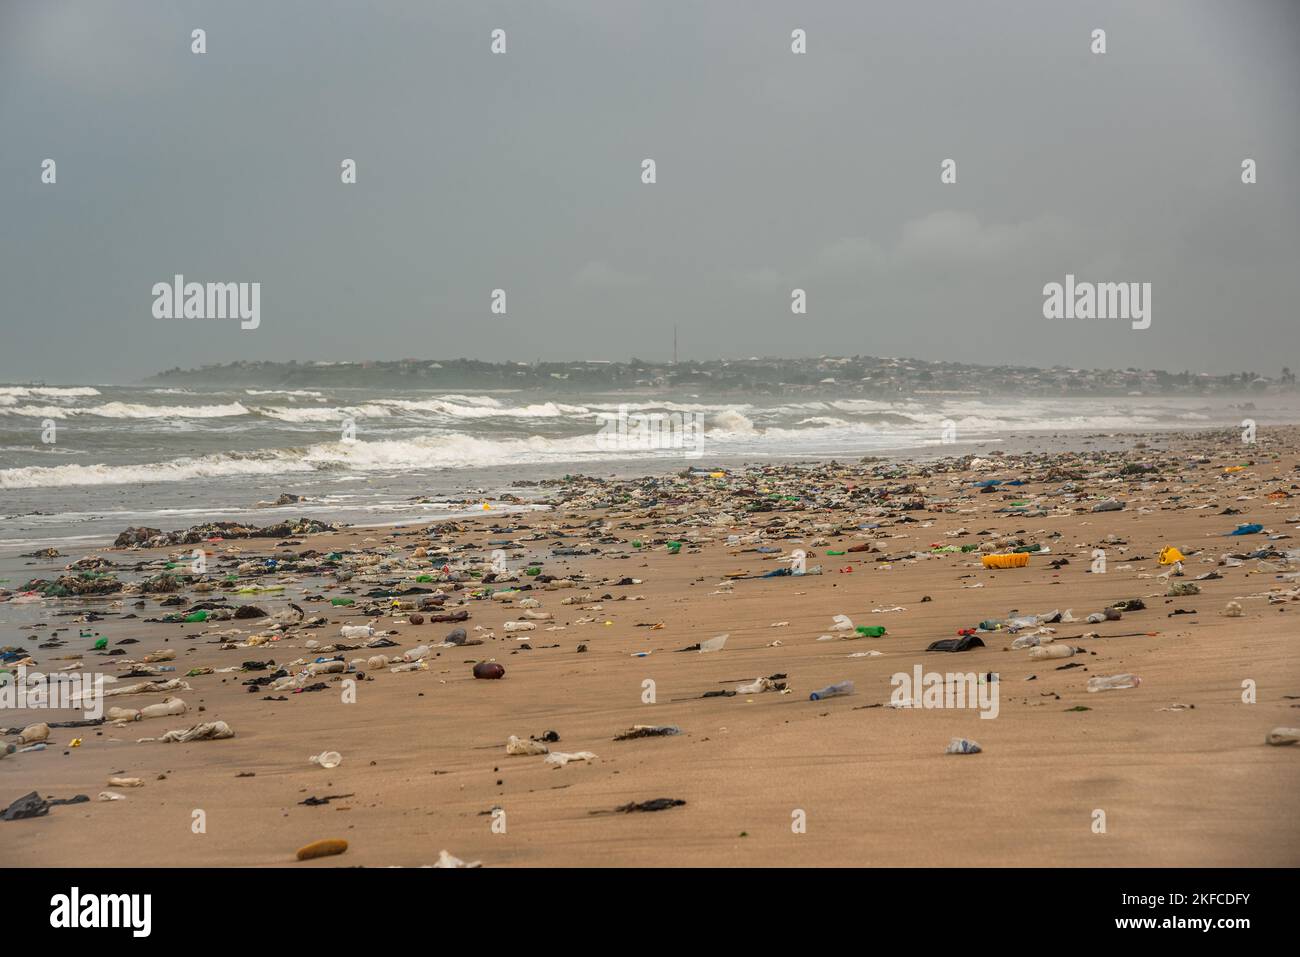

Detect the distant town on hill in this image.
[145,356,1298,397]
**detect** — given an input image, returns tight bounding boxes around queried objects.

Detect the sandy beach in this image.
[2,427,1298,868]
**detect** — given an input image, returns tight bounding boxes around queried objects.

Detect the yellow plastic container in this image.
[1158,545,1185,565]
[982,553,1029,569]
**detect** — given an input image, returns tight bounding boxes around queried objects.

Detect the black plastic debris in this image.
[614,798,686,813]
[299,793,355,806]
[926,635,986,653]
[2,791,90,822]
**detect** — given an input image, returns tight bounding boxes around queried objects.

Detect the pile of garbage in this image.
[114,518,336,549]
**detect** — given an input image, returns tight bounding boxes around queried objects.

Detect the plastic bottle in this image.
[18,723,49,745]
[140,698,187,719]
[306,660,347,676]
[1087,673,1141,692]
[1265,727,1300,746]
[1029,644,1075,660]
[809,680,853,701]
[340,623,374,639]
[310,751,342,769]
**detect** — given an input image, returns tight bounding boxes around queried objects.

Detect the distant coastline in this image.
[142,356,1298,398]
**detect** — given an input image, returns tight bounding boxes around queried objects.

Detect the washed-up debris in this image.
[432,849,482,868]
[1227,523,1263,536]
[613,725,681,741]
[609,798,686,813]
[151,720,235,743]
[1266,727,1300,746]
[309,751,342,768]
[20,574,122,598]
[115,518,335,549]
[2,791,90,821]
[300,793,354,806]
[506,734,549,755]
[809,680,853,701]
[1087,674,1141,692]
[472,662,505,679]
[18,723,50,745]
[944,737,982,755]
[1029,644,1076,660]
[926,635,985,653]
[545,750,596,767]
[982,553,1029,569]
[296,838,348,861]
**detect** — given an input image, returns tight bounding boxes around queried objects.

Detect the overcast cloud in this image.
[1,0,1296,382]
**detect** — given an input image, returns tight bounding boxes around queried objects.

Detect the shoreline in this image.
[0,424,1277,558]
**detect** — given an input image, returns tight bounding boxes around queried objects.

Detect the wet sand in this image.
[2,428,1298,867]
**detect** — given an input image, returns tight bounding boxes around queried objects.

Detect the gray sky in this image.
[1,0,1297,383]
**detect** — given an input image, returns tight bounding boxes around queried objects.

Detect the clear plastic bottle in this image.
[1087,673,1141,692]
[1029,644,1075,660]
[809,680,853,701]
[140,698,187,719]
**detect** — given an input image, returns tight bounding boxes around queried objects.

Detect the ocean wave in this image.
[0,401,251,420]
[0,386,101,398]
[371,398,590,418]
[245,389,326,399]
[0,450,318,489]
[1,427,744,489]
[256,404,394,422]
